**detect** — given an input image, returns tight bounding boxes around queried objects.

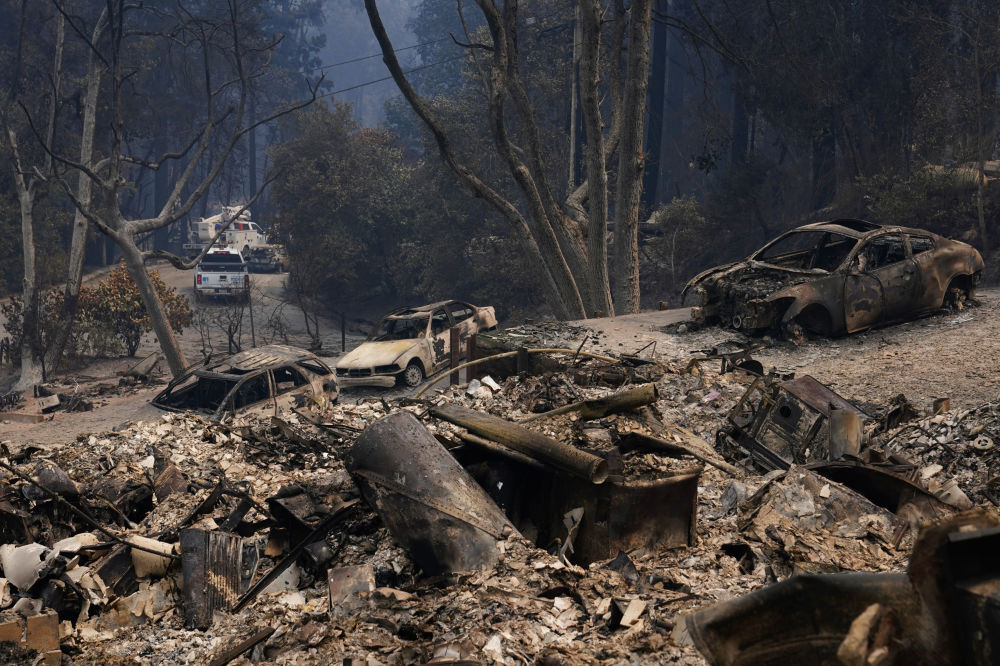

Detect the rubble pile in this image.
[0,344,993,664]
[874,400,1000,507]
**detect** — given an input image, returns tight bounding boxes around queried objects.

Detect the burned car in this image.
[336,300,498,388]
[681,219,984,337]
[151,345,337,421]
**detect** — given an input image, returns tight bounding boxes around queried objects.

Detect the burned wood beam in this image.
[521,383,659,423]
[430,404,609,483]
[457,431,547,470]
[619,431,738,476]
[206,627,275,666]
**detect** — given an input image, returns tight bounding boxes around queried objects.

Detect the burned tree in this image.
[38,1,319,377]
[365,0,653,318]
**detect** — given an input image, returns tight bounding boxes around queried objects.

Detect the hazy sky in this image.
[319,1,418,126]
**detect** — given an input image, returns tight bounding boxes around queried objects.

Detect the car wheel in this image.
[943,276,975,311]
[400,361,424,387]
[785,305,832,339]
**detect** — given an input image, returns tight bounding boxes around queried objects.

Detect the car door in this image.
[844,233,916,330]
[429,308,454,368]
[907,234,941,312]
[271,365,313,413]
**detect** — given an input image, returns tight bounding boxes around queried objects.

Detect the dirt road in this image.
[576,288,1000,411]
[0,272,994,448]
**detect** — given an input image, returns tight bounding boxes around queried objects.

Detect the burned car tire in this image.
[400,361,424,388]
[943,274,978,311]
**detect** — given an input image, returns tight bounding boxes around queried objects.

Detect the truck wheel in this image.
[400,361,424,388]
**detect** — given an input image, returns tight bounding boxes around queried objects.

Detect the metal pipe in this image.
[430,403,609,484]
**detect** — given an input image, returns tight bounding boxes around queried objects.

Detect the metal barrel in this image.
[346,411,515,575]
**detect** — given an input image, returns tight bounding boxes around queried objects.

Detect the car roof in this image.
[384,300,470,319]
[199,345,324,376]
[793,219,938,240]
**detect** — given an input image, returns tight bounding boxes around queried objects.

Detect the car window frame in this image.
[224,371,273,412]
[430,308,453,337]
[907,234,935,256]
[447,302,475,324]
[296,358,332,376]
[850,232,910,273]
[271,365,310,395]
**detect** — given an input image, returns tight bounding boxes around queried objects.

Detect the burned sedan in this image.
[681,219,984,337]
[336,300,498,388]
[151,345,338,421]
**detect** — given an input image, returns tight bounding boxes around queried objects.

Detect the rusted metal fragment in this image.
[460,447,699,566]
[806,460,954,524]
[687,572,921,666]
[328,565,375,616]
[940,525,1000,663]
[180,529,243,630]
[152,464,187,502]
[718,374,869,471]
[347,412,515,575]
[94,544,138,597]
[430,404,609,483]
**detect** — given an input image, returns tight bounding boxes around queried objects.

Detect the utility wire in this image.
[319,54,465,99]
[314,36,452,71]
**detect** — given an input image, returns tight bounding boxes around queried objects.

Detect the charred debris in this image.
[0,327,996,663]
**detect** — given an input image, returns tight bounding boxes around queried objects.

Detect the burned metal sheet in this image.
[718,374,869,471]
[459,446,699,566]
[806,460,954,526]
[346,411,515,575]
[687,572,921,666]
[941,525,1000,663]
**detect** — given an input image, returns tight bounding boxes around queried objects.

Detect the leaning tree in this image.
[366,0,653,318]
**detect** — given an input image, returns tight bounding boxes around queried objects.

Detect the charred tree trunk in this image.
[612,0,653,314]
[12,171,43,388]
[118,234,188,376]
[579,0,614,316]
[8,11,65,388]
[45,12,105,372]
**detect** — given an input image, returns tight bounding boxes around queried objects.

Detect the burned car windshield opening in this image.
[755,231,857,271]
[373,316,429,341]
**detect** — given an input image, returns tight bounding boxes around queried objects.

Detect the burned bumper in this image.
[335,366,400,388]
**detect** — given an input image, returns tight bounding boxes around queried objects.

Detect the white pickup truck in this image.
[194,248,249,302]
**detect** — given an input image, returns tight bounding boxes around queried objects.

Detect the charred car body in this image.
[152,345,338,421]
[682,219,984,337]
[336,300,498,388]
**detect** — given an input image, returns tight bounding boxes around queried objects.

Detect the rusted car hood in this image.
[336,340,417,368]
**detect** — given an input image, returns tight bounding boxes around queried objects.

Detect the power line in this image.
[315,37,453,71]
[319,54,465,99]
